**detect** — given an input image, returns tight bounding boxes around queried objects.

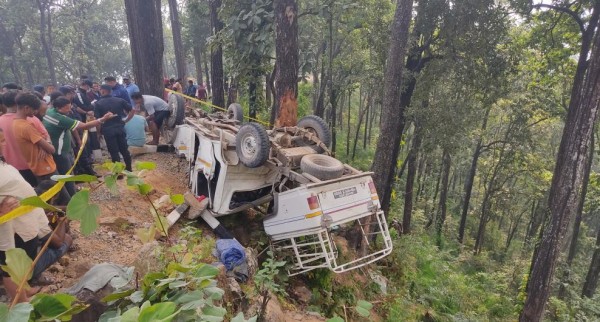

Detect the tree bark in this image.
[36,0,57,85]
[193,45,204,85]
[458,106,492,244]
[371,0,414,214]
[559,132,595,298]
[124,0,164,97]
[582,221,600,298]
[346,88,353,157]
[272,0,299,127]
[209,0,225,108]
[520,3,600,319]
[203,49,211,93]
[168,0,187,80]
[435,149,451,247]
[403,122,422,234]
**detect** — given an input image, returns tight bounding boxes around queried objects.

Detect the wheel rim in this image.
[241,133,258,159]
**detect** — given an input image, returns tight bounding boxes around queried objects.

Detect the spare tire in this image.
[301,154,344,181]
[227,103,244,123]
[167,93,185,129]
[236,123,270,168]
[297,115,331,152]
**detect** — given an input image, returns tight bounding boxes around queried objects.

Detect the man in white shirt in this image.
[130,92,170,145]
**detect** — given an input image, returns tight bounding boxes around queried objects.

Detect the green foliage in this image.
[19,196,62,213]
[0,249,33,292]
[382,235,522,321]
[100,259,227,322]
[66,189,100,236]
[254,252,286,320]
[0,302,33,322]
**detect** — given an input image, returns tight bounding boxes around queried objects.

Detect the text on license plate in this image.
[333,187,358,199]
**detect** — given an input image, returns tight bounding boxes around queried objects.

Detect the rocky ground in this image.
[43,152,191,294]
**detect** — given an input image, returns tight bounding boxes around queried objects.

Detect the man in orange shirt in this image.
[12,92,57,180]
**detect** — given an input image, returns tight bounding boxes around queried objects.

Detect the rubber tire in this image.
[301,154,344,181]
[227,103,244,123]
[235,123,270,168]
[167,93,185,129]
[297,115,331,152]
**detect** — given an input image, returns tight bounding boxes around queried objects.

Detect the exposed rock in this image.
[99,216,132,229]
[265,295,286,322]
[132,241,164,277]
[245,247,259,277]
[58,256,70,267]
[291,285,312,305]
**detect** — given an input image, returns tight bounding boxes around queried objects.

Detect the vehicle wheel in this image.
[300,154,344,181]
[167,93,185,129]
[227,103,244,123]
[236,123,270,168]
[297,115,331,152]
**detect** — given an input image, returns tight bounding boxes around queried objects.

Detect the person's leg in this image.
[148,121,159,145]
[116,128,132,171]
[103,131,121,163]
[53,154,76,197]
[32,243,69,280]
[18,169,38,187]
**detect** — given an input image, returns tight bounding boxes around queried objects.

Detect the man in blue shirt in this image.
[123,75,140,100]
[104,76,132,105]
[124,112,148,147]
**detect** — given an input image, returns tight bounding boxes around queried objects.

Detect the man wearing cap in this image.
[95,84,133,171]
[123,76,139,100]
[104,76,132,105]
[73,79,98,176]
[130,93,170,145]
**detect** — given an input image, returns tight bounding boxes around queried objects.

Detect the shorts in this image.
[153,110,171,129]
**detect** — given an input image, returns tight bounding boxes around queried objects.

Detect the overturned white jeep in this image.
[171,104,392,275]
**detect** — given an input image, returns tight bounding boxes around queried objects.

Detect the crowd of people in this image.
[0,75,203,302]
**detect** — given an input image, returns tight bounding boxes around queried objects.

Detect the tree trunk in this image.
[227,78,238,106]
[272,0,299,127]
[582,222,600,298]
[352,94,368,160]
[403,122,422,234]
[346,88,353,157]
[203,51,211,93]
[168,0,187,80]
[520,3,600,320]
[314,41,328,117]
[371,0,414,214]
[265,73,272,109]
[36,0,57,85]
[193,45,204,85]
[458,106,492,244]
[559,132,595,298]
[435,149,451,247]
[124,0,164,97]
[209,0,225,108]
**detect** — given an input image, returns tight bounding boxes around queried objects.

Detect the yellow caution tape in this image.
[0,130,89,225]
[164,88,271,127]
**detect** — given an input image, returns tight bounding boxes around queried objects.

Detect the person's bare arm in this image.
[76,112,115,130]
[0,197,19,216]
[37,139,55,155]
[72,129,82,146]
[124,109,134,123]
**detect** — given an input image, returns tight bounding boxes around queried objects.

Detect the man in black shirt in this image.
[94,84,133,171]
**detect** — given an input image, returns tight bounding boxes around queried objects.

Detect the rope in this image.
[0,130,89,225]
[164,88,271,127]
